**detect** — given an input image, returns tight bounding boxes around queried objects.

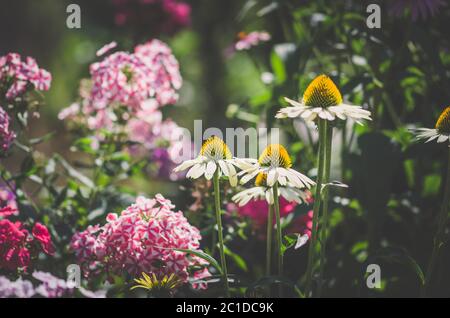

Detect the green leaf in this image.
[54,155,95,189]
[29,132,55,145]
[281,233,298,255]
[174,249,223,275]
[270,50,286,84]
[224,246,248,272]
[370,247,425,286]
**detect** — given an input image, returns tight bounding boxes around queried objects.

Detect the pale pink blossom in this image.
[235,31,271,51]
[70,195,210,289]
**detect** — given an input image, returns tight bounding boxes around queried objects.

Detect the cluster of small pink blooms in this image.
[70,195,210,289]
[59,40,181,130]
[0,106,16,152]
[0,209,55,271]
[59,41,187,179]
[0,272,106,298]
[235,31,271,51]
[88,39,181,112]
[134,40,182,106]
[112,0,191,35]
[0,53,51,100]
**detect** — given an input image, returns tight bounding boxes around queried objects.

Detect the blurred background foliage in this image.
[1,0,450,297]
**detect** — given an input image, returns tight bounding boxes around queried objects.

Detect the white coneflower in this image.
[173,136,239,186]
[417,105,450,297]
[236,144,314,295]
[237,144,315,189]
[276,75,372,124]
[276,75,371,297]
[413,106,450,145]
[232,172,309,206]
[173,135,237,297]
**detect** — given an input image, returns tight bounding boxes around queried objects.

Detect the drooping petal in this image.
[205,161,217,180]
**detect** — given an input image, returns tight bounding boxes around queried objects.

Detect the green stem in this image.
[266,205,274,277]
[304,119,326,297]
[317,124,333,297]
[213,171,230,297]
[273,182,283,297]
[421,147,450,297]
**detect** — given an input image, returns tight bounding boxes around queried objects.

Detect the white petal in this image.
[173,158,198,172]
[437,135,449,143]
[240,170,260,185]
[267,169,278,187]
[294,234,309,249]
[284,97,304,107]
[205,161,217,180]
[218,160,229,176]
[266,189,274,205]
[186,163,205,179]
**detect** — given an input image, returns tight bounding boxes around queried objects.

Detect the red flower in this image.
[0,205,17,218]
[0,219,28,270]
[32,223,55,255]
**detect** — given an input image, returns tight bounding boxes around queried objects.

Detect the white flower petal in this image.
[205,161,217,180]
[294,234,309,249]
[186,163,205,179]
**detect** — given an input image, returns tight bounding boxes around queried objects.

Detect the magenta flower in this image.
[389,0,446,21]
[237,197,297,228]
[111,0,191,35]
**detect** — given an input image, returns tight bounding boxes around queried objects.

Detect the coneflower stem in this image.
[304,119,326,297]
[317,123,333,297]
[266,205,274,277]
[421,146,450,297]
[273,182,283,297]
[213,171,230,297]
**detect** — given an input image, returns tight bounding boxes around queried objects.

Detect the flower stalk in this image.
[272,182,283,297]
[213,170,230,297]
[421,146,450,297]
[317,123,333,297]
[304,119,327,297]
[266,205,274,277]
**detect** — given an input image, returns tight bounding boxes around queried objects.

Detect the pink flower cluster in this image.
[0,107,15,152]
[0,213,55,271]
[59,40,188,180]
[0,53,51,100]
[70,195,210,289]
[60,39,182,126]
[89,39,181,110]
[112,0,191,35]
